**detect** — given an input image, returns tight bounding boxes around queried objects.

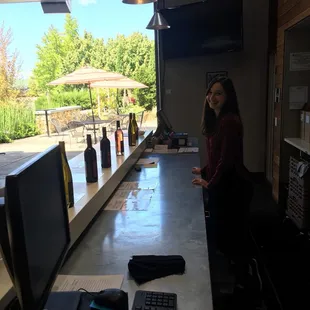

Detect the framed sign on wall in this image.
[206,71,228,88]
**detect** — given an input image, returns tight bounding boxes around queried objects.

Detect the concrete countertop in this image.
[62,153,213,310]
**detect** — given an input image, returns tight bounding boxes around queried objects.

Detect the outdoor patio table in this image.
[81,120,112,126]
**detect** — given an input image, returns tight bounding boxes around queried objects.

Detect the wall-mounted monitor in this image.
[160,0,243,60]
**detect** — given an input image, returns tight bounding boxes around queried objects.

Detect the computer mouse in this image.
[93,289,128,310]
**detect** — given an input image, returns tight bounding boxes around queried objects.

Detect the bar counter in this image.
[62,152,213,309]
[0,131,152,309]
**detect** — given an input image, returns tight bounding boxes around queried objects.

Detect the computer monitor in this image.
[2,145,70,310]
[0,200,15,285]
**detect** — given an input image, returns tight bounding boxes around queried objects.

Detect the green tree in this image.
[30,17,156,110]
[30,25,64,94]
[30,15,81,94]
[60,14,81,75]
[104,33,156,110]
[0,23,21,102]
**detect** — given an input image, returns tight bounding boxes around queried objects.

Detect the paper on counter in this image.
[119,181,139,190]
[121,199,151,211]
[104,198,125,211]
[144,148,153,153]
[114,189,153,200]
[119,181,158,191]
[178,147,199,153]
[53,274,124,292]
[154,145,168,151]
[136,157,160,167]
[153,146,178,154]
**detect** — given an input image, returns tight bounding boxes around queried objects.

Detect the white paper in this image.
[114,189,153,200]
[152,149,169,154]
[289,86,308,110]
[154,145,168,151]
[290,52,310,71]
[119,181,157,190]
[104,198,125,211]
[136,157,160,166]
[119,182,139,190]
[53,275,123,292]
[153,149,178,154]
[121,199,151,211]
[178,147,199,153]
[144,148,153,153]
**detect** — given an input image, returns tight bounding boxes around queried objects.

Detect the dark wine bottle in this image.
[59,141,74,208]
[132,113,139,141]
[128,113,136,146]
[115,121,124,156]
[84,134,98,183]
[100,127,111,168]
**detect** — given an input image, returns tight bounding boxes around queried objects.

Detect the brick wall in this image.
[272,1,310,201]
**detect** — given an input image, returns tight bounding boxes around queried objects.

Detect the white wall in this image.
[160,0,269,172]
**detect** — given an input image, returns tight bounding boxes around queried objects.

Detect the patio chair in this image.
[136,111,145,129]
[120,114,130,130]
[85,115,101,133]
[68,121,86,143]
[50,118,69,140]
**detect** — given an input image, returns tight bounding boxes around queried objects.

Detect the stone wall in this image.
[36,106,82,134]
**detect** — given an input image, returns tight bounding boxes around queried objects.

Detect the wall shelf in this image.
[284,137,310,155]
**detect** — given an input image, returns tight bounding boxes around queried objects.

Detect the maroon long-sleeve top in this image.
[203,114,246,190]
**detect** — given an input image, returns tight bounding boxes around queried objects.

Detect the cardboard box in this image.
[304,112,310,142]
[301,110,305,140]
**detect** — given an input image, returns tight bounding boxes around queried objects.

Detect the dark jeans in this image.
[206,174,253,284]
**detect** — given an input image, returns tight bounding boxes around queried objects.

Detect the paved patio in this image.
[0,116,156,194]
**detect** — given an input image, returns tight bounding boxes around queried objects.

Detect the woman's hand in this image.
[192,167,202,175]
[192,178,208,188]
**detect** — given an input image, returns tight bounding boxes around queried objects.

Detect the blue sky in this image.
[0,0,154,79]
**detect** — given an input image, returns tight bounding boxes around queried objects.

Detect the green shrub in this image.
[0,103,40,143]
[35,90,92,110]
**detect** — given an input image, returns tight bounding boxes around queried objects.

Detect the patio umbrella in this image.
[48,66,125,142]
[91,78,148,114]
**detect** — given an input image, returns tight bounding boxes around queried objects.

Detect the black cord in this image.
[78,288,98,297]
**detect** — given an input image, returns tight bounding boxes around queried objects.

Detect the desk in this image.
[0,131,152,309]
[62,153,213,310]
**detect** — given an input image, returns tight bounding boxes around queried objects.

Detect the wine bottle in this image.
[84,134,98,183]
[132,113,139,141]
[128,113,136,146]
[100,127,111,168]
[115,120,124,156]
[59,141,74,208]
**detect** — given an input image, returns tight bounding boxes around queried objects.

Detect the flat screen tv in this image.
[160,0,243,60]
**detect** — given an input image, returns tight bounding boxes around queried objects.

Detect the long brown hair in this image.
[201,76,241,136]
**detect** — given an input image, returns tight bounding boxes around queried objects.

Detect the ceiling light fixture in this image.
[146,11,170,30]
[122,0,157,4]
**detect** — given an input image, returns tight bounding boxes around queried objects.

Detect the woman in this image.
[192,76,257,294]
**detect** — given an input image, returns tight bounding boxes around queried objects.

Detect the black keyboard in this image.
[132,290,177,310]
